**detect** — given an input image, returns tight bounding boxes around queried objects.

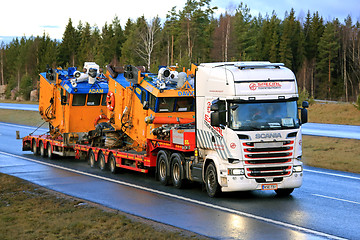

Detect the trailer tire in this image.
[39,141,46,158]
[170,153,185,189]
[157,150,170,186]
[205,162,221,198]
[109,153,118,174]
[275,188,294,197]
[47,142,53,159]
[88,150,96,168]
[98,152,106,171]
[32,140,38,155]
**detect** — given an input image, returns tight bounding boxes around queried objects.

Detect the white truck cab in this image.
[195,62,308,197]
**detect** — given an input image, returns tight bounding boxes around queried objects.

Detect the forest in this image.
[0,0,359,102]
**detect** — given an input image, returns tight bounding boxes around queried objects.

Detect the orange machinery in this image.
[39,62,109,144]
[105,64,197,151]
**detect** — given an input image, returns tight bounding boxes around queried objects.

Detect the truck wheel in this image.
[171,153,185,189]
[39,141,46,157]
[47,142,53,159]
[32,140,38,155]
[98,152,106,171]
[275,188,294,197]
[205,162,221,198]
[157,150,170,186]
[89,150,96,168]
[109,153,118,174]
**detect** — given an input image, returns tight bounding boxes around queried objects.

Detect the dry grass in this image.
[308,103,360,125]
[303,136,360,174]
[0,109,45,127]
[0,173,204,240]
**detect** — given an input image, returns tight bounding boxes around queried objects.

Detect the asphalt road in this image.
[1,103,360,139]
[0,122,359,239]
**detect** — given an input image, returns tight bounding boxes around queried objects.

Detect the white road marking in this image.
[0,151,346,240]
[313,194,360,205]
[304,168,360,181]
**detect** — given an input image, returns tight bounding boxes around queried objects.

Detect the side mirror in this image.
[302,101,309,108]
[301,108,308,124]
[211,111,226,128]
[143,101,149,110]
[210,104,219,111]
[61,95,67,105]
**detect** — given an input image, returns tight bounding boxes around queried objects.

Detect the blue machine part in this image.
[41,68,109,94]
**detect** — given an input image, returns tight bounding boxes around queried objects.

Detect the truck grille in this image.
[242,140,294,178]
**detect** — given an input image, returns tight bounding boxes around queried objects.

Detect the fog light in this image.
[293,165,303,172]
[228,168,245,175]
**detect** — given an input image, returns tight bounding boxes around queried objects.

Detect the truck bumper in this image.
[220,172,303,192]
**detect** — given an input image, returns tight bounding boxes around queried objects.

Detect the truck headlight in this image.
[228,168,245,175]
[293,165,303,172]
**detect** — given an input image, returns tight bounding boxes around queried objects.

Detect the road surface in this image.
[0,122,359,239]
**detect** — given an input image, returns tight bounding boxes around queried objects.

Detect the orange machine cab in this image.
[105,64,196,151]
[39,62,109,143]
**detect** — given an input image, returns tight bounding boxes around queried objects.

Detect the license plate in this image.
[261,184,278,190]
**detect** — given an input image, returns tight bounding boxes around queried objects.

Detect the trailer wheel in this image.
[98,152,106,171]
[157,150,170,186]
[47,142,53,159]
[39,141,46,158]
[109,153,118,174]
[32,140,38,155]
[275,188,294,197]
[88,150,96,168]
[205,162,221,198]
[171,153,185,189]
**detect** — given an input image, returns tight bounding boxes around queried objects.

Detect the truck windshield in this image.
[229,101,299,131]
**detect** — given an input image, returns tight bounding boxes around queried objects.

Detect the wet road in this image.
[0,103,38,111]
[1,122,359,239]
[302,123,360,140]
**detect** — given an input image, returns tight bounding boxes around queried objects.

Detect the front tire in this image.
[275,188,294,197]
[205,162,221,198]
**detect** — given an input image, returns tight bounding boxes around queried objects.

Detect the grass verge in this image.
[0,109,45,127]
[303,136,360,174]
[0,173,203,240]
[308,103,360,125]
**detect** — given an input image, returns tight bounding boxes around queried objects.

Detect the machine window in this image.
[101,94,107,106]
[149,94,156,111]
[87,94,101,106]
[72,94,86,106]
[175,97,193,112]
[158,97,175,112]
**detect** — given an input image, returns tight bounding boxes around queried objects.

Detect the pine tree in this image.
[317,21,340,99]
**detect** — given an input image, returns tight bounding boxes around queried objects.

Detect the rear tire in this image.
[39,141,46,158]
[109,153,118,174]
[32,140,38,155]
[205,162,221,198]
[157,150,170,186]
[47,142,53,159]
[98,152,106,171]
[88,150,96,168]
[275,188,294,197]
[171,153,185,189]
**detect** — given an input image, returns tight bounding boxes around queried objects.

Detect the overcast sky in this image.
[1,0,359,43]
